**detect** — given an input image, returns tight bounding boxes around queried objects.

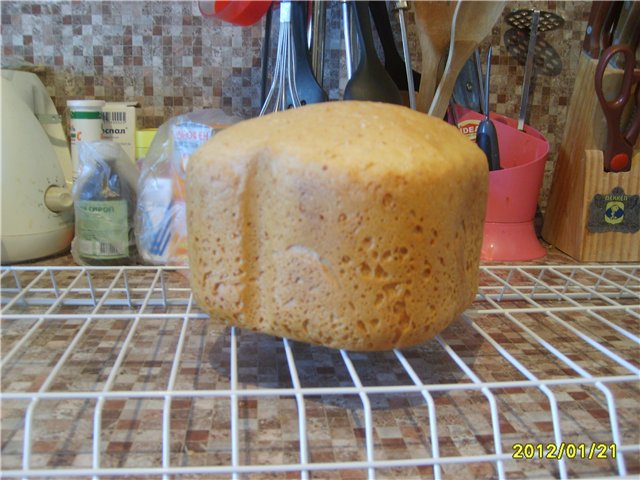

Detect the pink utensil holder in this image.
[456,107,550,261]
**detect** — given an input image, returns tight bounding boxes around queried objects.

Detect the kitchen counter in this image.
[1,247,638,479]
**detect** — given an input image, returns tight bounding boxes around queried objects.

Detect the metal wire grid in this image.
[0,264,638,479]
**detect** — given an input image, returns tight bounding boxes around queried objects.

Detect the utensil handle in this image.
[428,0,462,118]
[341,0,353,79]
[517,9,540,131]
[483,47,492,118]
[583,1,613,58]
[353,1,376,65]
[474,49,485,115]
[310,1,326,84]
[396,1,416,109]
[260,3,274,105]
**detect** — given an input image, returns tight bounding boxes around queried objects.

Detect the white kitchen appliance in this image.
[1,69,74,264]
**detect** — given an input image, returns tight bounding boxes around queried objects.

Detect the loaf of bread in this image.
[186,101,487,351]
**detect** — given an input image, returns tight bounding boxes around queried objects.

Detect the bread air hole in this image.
[358,262,371,277]
[374,293,384,307]
[374,264,388,279]
[424,258,432,271]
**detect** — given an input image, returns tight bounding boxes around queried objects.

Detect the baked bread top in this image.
[187,101,488,351]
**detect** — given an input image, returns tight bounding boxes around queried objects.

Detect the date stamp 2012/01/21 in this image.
[512,443,617,460]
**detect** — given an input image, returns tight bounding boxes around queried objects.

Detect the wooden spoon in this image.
[429,0,505,119]
[414,1,457,113]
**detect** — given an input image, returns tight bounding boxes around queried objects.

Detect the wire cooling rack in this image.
[0,264,638,479]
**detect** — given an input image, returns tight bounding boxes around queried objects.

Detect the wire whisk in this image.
[259,1,301,116]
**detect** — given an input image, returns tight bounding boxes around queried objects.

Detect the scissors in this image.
[595,44,640,172]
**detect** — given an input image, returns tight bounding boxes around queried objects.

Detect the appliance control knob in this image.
[44,185,73,213]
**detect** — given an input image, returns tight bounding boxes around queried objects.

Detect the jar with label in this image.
[73,142,137,266]
[67,100,105,183]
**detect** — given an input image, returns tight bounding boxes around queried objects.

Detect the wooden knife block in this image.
[542,54,640,262]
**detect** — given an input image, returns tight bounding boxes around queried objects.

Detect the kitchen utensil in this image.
[260,1,301,115]
[288,0,327,106]
[612,1,640,69]
[452,54,482,113]
[343,1,402,104]
[1,70,74,264]
[595,44,640,172]
[414,1,457,112]
[260,2,274,105]
[476,47,501,171]
[341,0,353,78]
[429,0,505,119]
[505,8,564,131]
[505,8,564,33]
[394,0,417,110]
[516,9,539,131]
[474,49,485,114]
[310,1,326,84]
[582,1,617,58]
[503,28,562,77]
[447,99,459,126]
[368,1,419,92]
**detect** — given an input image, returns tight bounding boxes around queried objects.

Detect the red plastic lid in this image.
[199,1,272,26]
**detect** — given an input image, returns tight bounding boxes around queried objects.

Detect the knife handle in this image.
[583,1,613,58]
[476,119,501,171]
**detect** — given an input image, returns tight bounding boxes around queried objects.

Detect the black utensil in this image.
[368,0,420,91]
[343,1,402,104]
[452,55,482,113]
[260,2,274,105]
[476,47,501,171]
[287,0,327,106]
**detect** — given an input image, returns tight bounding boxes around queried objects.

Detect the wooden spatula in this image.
[414,1,457,113]
[429,1,505,119]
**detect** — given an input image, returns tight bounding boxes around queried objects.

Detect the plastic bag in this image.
[135,109,241,266]
[71,141,139,265]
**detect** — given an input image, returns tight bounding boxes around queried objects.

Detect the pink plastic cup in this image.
[456,106,550,261]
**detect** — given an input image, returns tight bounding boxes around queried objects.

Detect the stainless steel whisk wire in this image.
[260,1,301,116]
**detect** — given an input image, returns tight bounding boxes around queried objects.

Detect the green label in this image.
[70,111,102,120]
[76,200,129,259]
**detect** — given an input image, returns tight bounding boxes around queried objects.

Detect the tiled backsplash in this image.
[1,1,590,210]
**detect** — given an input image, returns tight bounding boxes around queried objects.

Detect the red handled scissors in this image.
[594,44,640,172]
